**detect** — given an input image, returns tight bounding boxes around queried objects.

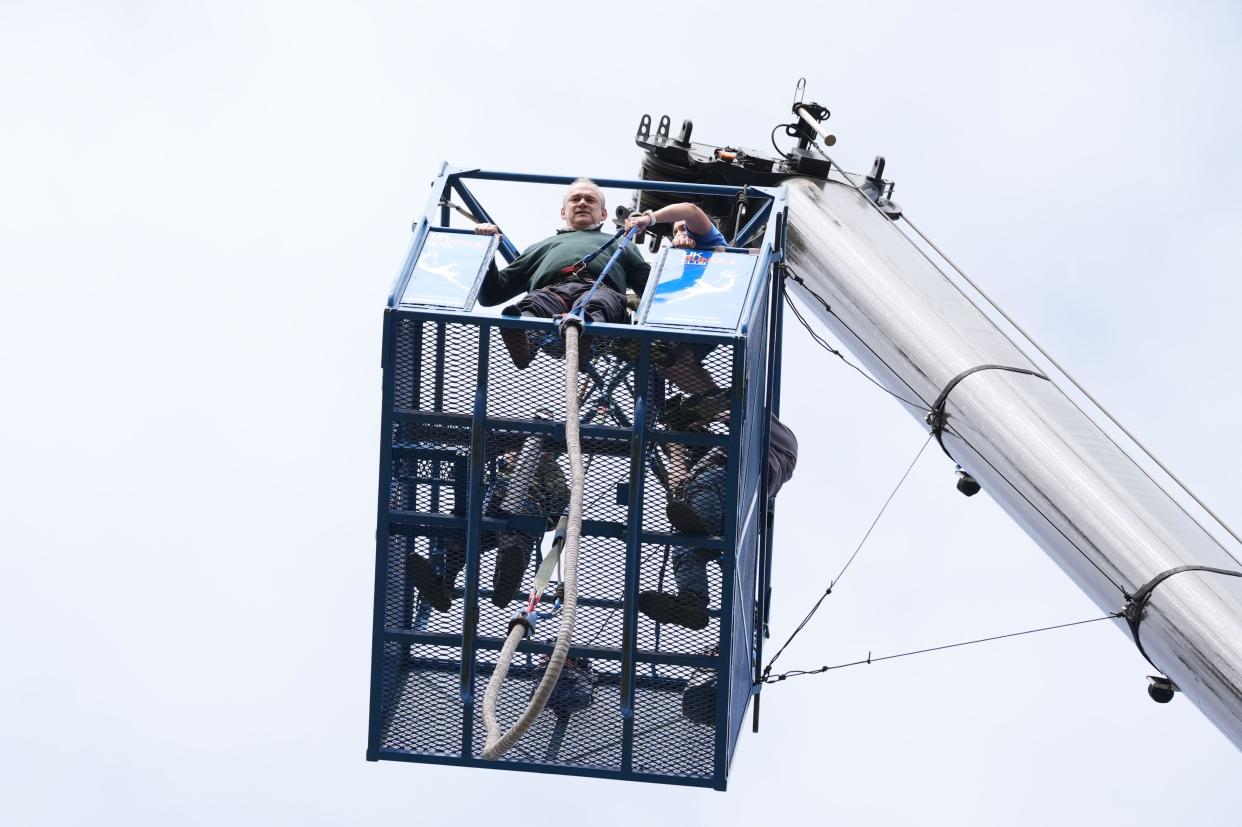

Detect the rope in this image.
[481,327,585,760]
[437,199,482,225]
[761,613,1121,684]
[762,433,933,679]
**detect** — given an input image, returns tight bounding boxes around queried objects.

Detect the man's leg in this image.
[549,284,625,366]
[666,461,727,535]
[406,532,467,613]
[681,644,719,725]
[658,343,719,396]
[577,285,629,325]
[489,453,568,607]
[640,465,727,629]
[638,546,714,630]
[491,531,538,607]
[499,289,566,368]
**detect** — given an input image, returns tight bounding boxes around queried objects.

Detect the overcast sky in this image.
[3,2,1241,824]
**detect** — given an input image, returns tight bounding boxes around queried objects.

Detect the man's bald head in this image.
[561,178,608,230]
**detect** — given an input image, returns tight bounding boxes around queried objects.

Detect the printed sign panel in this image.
[399,229,497,309]
[641,249,761,330]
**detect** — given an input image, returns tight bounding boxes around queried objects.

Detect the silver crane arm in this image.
[784,175,1242,748]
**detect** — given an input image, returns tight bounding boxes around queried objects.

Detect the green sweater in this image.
[477,228,651,307]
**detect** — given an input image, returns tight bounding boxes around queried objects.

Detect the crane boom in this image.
[783,175,1242,747]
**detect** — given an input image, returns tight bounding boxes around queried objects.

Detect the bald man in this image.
[475,178,650,367]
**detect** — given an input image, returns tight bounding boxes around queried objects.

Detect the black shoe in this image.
[682,654,718,725]
[491,538,531,607]
[660,388,730,431]
[499,326,535,369]
[666,495,711,535]
[637,590,709,630]
[543,655,596,717]
[406,552,454,612]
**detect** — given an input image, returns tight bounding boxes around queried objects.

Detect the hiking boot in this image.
[681,649,718,725]
[406,552,454,612]
[542,655,596,716]
[666,492,711,535]
[660,388,731,431]
[499,326,535,369]
[491,537,531,607]
[637,590,709,630]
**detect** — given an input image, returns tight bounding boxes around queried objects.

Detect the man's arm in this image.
[623,244,652,298]
[626,202,727,250]
[473,224,529,307]
[624,202,714,236]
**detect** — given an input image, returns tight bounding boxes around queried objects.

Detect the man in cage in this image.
[406,446,569,612]
[642,415,798,630]
[624,201,728,396]
[620,202,801,627]
[473,178,651,367]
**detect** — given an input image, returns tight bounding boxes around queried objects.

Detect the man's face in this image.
[561,183,607,230]
[672,220,693,248]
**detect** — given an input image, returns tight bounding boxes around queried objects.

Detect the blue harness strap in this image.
[562,227,639,331]
[558,227,627,277]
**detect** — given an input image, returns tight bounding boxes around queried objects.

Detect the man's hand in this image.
[474,223,502,236]
[623,211,654,234]
[671,220,696,249]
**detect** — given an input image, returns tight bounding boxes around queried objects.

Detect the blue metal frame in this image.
[369,166,788,790]
[635,246,764,331]
[395,227,498,310]
[388,166,785,313]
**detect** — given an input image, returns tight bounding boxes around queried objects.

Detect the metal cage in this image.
[367,168,787,789]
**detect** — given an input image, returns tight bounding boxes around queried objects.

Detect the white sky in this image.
[3,1,1241,824]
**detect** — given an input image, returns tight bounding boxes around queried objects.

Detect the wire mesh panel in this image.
[631,662,718,780]
[470,657,626,771]
[377,641,464,757]
[392,318,480,415]
[370,275,779,789]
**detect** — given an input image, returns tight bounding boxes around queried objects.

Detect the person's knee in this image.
[506,292,559,319]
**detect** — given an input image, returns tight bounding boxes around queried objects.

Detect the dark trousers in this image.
[671,464,728,597]
[505,281,629,325]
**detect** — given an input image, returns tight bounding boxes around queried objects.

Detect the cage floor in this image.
[379,656,718,781]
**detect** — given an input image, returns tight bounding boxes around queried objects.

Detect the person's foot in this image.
[659,388,731,431]
[491,538,531,607]
[666,494,711,535]
[406,552,454,612]
[499,326,535,369]
[681,648,718,725]
[637,590,709,630]
[542,655,596,716]
[649,341,679,368]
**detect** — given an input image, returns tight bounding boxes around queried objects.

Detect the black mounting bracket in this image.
[862,156,903,219]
